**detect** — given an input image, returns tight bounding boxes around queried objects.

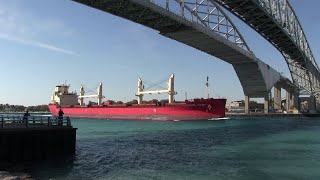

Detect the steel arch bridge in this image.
[73,0,317,109]
[214,0,320,108]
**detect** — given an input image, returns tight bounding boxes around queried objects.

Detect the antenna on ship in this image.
[205,76,209,99]
[185,92,188,100]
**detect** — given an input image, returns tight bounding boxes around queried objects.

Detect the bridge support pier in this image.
[285,91,298,112]
[308,95,316,113]
[274,84,281,112]
[291,92,300,113]
[245,96,250,114]
[285,91,291,112]
[288,90,299,113]
[264,95,269,113]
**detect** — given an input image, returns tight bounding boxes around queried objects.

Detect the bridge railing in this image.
[150,0,250,51]
[0,115,72,129]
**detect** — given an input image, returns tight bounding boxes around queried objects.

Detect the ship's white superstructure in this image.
[51,85,78,106]
[51,83,105,106]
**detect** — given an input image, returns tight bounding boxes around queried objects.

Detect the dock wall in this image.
[0,127,76,162]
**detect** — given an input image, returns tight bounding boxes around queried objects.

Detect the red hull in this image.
[48,99,226,121]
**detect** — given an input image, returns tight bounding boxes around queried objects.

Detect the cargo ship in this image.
[48,74,226,121]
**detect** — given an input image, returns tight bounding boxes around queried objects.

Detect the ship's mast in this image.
[97,83,103,105]
[78,83,105,105]
[79,85,85,106]
[205,76,209,99]
[168,74,175,103]
[135,74,176,104]
[137,78,144,104]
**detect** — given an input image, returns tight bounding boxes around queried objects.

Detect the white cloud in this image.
[0,2,77,56]
[0,32,76,56]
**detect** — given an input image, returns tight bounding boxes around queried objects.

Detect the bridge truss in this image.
[151,0,251,51]
[74,0,317,109]
[213,0,320,109]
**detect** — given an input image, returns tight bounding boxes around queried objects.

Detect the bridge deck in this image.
[73,0,295,97]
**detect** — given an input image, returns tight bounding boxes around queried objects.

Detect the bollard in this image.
[33,116,35,124]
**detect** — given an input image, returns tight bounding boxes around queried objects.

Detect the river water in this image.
[12,117,320,179]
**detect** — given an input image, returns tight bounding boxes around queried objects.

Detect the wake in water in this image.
[208,117,230,121]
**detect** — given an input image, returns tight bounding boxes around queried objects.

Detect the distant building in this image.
[226,100,244,108]
[226,100,245,113]
[226,100,264,113]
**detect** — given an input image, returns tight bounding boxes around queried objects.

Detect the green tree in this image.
[127,99,138,104]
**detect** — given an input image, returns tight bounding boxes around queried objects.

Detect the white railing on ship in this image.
[0,115,71,129]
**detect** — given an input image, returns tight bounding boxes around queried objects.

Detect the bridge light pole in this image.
[166,0,169,11]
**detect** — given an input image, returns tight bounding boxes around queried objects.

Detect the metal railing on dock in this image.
[0,115,71,129]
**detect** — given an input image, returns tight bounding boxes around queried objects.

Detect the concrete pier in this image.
[264,95,269,113]
[274,84,281,111]
[245,96,250,114]
[309,95,316,113]
[291,92,299,111]
[285,91,291,111]
[0,115,77,162]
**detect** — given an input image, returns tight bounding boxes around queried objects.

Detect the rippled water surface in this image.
[26,117,320,179]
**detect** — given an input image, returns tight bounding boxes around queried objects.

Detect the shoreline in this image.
[227,113,320,118]
[0,112,51,114]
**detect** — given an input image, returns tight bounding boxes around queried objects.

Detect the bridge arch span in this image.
[73,0,295,99]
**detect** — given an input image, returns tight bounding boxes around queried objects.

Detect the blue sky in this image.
[0,0,319,106]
